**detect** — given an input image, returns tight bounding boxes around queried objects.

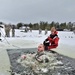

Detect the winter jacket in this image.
[43,31,59,50]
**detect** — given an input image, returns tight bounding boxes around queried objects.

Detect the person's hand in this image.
[21,55,26,60]
[45,40,49,43]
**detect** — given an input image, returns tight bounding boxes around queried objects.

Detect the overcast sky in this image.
[0,0,75,24]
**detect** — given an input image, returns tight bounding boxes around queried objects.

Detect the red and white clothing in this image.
[43,31,59,50]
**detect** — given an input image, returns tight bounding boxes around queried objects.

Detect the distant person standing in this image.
[43,27,59,50]
[39,28,42,34]
[5,24,11,37]
[25,27,28,32]
[0,25,3,41]
[30,28,32,32]
[12,25,15,37]
[45,29,48,35]
[73,30,75,34]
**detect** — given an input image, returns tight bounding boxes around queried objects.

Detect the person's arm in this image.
[54,37,59,44]
[47,36,53,41]
[48,37,59,50]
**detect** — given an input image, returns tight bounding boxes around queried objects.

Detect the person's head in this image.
[38,44,44,52]
[51,27,56,35]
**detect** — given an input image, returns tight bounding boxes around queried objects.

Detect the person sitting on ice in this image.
[43,27,59,50]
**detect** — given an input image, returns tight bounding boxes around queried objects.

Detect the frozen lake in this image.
[0,29,75,75]
[0,29,75,58]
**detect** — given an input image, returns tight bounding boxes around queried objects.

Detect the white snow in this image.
[0,29,75,56]
[0,29,75,52]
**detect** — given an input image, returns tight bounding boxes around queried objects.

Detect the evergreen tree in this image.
[17,23,23,29]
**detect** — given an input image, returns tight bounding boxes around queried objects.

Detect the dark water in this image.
[7,48,75,75]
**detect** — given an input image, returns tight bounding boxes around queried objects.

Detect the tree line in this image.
[0,21,75,31]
